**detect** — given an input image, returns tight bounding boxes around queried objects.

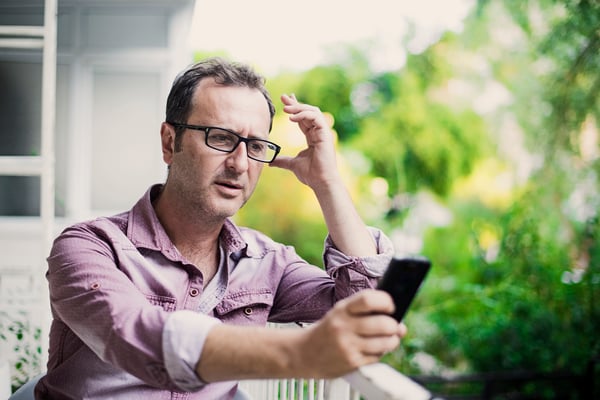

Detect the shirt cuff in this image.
[324,226,394,276]
[163,310,221,392]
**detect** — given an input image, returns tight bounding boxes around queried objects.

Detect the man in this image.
[36,57,405,399]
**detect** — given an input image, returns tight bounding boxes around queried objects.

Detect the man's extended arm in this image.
[195,289,404,382]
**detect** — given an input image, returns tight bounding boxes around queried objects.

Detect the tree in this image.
[415,0,600,387]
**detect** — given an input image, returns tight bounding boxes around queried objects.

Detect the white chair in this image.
[8,373,44,400]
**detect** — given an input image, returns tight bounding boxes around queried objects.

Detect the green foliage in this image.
[264,72,303,115]
[352,69,491,197]
[420,180,599,377]
[477,0,600,159]
[295,65,360,141]
[401,1,600,384]
[202,2,600,391]
[539,2,600,156]
[1,311,43,392]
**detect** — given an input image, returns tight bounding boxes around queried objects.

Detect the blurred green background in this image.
[203,0,599,398]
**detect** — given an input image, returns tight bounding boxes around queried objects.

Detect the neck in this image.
[153,185,223,282]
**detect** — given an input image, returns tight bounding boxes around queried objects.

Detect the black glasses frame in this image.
[168,122,281,163]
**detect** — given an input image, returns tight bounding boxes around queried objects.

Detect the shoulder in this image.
[238,226,283,249]
[223,219,295,257]
[52,212,129,250]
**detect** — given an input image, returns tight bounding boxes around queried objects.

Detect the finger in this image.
[285,103,321,115]
[287,110,329,138]
[398,322,408,337]
[285,109,319,129]
[281,96,320,115]
[345,290,395,316]
[280,98,326,133]
[280,93,296,106]
[361,335,401,357]
[268,155,293,170]
[354,315,401,337]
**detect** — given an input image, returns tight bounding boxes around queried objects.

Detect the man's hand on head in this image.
[269,94,341,191]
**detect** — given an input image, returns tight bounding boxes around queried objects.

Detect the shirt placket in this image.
[184,273,204,311]
[198,246,229,314]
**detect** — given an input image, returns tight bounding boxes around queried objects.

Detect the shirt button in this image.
[189,288,200,297]
[244,307,253,315]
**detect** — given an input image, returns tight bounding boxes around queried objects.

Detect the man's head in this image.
[158,58,277,222]
[166,57,276,151]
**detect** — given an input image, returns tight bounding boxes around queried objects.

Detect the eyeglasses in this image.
[168,122,281,163]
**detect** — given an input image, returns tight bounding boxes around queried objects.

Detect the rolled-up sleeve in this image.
[163,311,221,392]
[323,226,395,278]
[268,226,395,323]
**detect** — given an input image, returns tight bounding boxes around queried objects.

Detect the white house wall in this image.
[0,0,197,264]
[0,0,197,388]
[90,68,163,211]
[0,1,195,222]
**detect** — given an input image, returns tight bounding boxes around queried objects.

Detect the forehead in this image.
[190,78,271,133]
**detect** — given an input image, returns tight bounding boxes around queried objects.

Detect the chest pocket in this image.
[214,289,273,326]
[146,294,177,312]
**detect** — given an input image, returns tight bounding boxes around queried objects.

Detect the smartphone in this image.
[377,256,431,321]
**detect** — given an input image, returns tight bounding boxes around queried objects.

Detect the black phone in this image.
[377,256,431,321]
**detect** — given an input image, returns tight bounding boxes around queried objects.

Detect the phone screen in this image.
[376,256,431,321]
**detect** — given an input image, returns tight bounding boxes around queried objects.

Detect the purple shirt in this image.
[36,185,394,399]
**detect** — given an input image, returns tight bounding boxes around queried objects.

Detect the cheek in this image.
[171,151,209,181]
[248,164,264,183]
[176,143,216,171]
[245,164,264,194]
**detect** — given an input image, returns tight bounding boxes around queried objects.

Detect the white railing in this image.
[240,363,433,400]
[239,324,433,400]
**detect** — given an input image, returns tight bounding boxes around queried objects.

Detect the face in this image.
[160,78,272,221]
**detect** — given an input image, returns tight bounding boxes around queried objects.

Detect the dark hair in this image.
[165,57,276,144]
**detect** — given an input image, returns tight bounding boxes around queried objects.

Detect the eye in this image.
[209,130,236,146]
[248,141,266,154]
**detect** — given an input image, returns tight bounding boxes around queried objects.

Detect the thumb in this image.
[269,155,294,170]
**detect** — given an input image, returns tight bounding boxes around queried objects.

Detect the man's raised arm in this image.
[270,94,377,257]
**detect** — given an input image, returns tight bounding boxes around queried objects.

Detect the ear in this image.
[160,122,176,165]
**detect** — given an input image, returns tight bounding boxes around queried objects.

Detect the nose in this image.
[225,141,249,171]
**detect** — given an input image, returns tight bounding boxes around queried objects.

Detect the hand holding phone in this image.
[377,256,431,321]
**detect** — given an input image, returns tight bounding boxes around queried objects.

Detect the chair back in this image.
[8,374,44,400]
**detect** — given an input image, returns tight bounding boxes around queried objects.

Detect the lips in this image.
[214,178,245,198]
[216,180,243,190]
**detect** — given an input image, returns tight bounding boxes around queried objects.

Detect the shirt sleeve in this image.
[162,311,221,392]
[323,226,395,278]
[47,220,221,391]
[268,226,395,323]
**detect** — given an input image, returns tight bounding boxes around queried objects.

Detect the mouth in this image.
[215,180,244,195]
[216,180,243,189]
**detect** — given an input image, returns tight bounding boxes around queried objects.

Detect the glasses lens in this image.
[206,128,238,151]
[206,128,278,162]
[247,140,278,162]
